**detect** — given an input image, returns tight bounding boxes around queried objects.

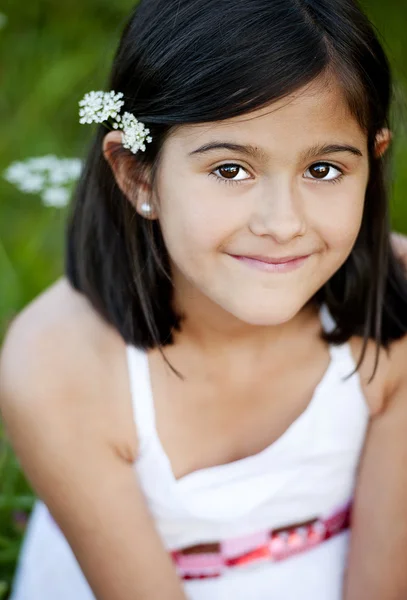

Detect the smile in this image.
[228,254,311,273]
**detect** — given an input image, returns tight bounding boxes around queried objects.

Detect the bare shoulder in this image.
[0,276,137,462]
[348,331,407,417]
[2,276,117,354]
[0,281,186,599]
[383,331,407,406]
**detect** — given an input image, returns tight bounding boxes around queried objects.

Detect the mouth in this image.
[227,253,311,273]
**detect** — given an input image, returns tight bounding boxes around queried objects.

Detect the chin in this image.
[226,302,305,327]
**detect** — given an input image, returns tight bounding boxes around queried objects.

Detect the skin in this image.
[152,81,368,333]
[0,71,406,600]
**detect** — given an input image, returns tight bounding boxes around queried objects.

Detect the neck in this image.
[172,282,318,359]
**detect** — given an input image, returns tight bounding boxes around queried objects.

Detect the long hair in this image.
[66,0,407,382]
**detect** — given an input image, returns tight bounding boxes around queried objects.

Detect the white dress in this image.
[10,304,369,600]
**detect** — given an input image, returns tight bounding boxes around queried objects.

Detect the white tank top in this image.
[10,303,369,600]
[126,303,370,600]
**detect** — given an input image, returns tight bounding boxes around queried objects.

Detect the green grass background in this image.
[0,0,407,597]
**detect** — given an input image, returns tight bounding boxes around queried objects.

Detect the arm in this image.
[0,307,187,600]
[342,335,407,599]
[342,230,407,597]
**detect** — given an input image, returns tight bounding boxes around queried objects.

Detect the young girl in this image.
[1,0,407,598]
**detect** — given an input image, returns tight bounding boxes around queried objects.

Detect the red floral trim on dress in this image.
[171,501,352,580]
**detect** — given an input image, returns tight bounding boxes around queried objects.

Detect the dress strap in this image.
[318,303,357,368]
[318,303,336,334]
[125,345,156,452]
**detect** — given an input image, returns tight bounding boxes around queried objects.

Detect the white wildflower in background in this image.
[3,155,83,208]
[42,187,71,208]
[78,89,152,155]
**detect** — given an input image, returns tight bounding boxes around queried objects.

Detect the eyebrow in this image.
[188,141,364,162]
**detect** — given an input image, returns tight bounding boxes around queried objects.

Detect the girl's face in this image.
[151,77,371,326]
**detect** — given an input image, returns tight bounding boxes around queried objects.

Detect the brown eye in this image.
[310,164,330,179]
[210,163,251,185]
[218,165,241,179]
[305,162,343,183]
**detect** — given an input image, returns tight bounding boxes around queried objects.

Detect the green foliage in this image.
[0,0,406,597]
[0,0,137,594]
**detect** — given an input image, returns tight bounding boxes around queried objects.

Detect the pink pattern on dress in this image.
[171,500,352,580]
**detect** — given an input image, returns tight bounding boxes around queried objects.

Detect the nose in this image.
[248,177,306,242]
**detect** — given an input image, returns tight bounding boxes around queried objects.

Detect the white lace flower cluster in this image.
[79,90,153,155]
[79,91,124,125]
[3,155,82,207]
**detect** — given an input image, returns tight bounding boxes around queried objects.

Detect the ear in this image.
[374,127,392,159]
[102,130,158,220]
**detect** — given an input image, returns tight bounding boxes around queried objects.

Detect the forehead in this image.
[168,75,366,154]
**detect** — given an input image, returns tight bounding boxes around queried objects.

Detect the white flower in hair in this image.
[79,91,125,124]
[78,90,153,155]
[121,112,152,154]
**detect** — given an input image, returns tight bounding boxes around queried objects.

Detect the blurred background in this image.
[0,0,407,597]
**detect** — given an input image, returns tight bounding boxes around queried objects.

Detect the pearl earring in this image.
[140,202,153,216]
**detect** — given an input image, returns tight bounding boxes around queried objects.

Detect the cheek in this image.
[158,184,239,262]
[161,202,220,259]
[316,186,365,252]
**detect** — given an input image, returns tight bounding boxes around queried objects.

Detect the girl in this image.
[1,0,407,599]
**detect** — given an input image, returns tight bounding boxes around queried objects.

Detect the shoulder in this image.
[348,330,407,417]
[383,332,407,408]
[0,277,137,462]
[377,231,407,408]
[348,334,397,417]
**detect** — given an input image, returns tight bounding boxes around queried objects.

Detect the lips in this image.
[229,254,310,264]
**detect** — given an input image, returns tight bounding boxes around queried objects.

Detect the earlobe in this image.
[374,127,392,158]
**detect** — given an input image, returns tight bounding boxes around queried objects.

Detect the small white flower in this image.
[19,174,46,193]
[49,168,72,186]
[79,90,125,125]
[3,156,83,208]
[64,159,83,179]
[42,187,71,208]
[121,112,152,155]
[26,155,60,171]
[48,159,82,186]
[4,161,30,184]
[78,90,153,154]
